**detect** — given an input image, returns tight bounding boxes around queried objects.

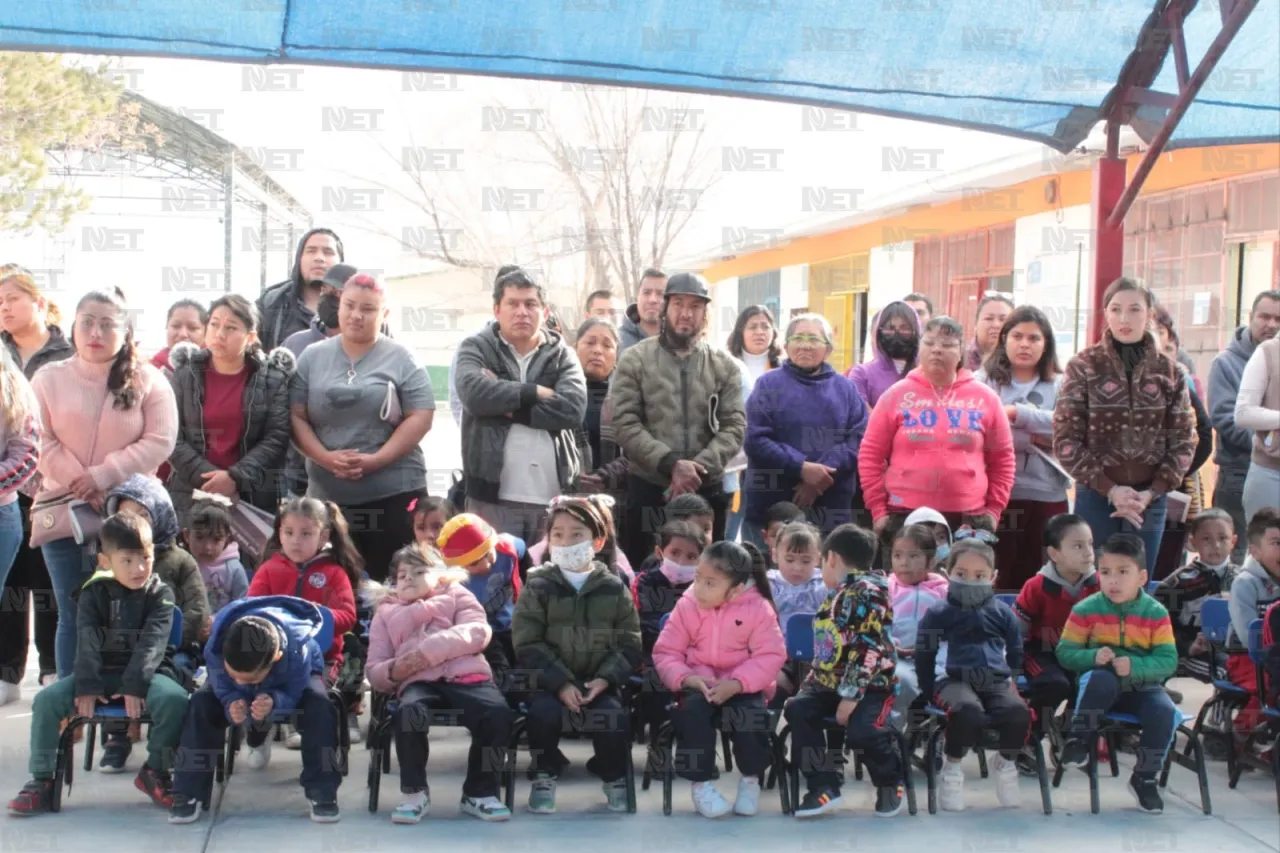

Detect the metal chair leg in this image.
[1032,735,1052,815]
[1087,731,1100,815]
[1106,731,1120,778]
[976,747,988,779]
[1186,728,1212,815]
[83,721,96,772]
[926,726,942,815]
[894,730,917,816]
[721,729,734,773]
[504,716,525,810]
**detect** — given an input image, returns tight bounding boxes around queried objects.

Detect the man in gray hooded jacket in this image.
[1210,290,1280,561]
[454,270,587,542]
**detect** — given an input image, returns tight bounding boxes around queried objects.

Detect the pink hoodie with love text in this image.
[857,368,1016,522]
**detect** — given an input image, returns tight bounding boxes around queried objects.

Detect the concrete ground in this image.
[0,674,1276,853]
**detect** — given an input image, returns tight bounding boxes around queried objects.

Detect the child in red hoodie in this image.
[245,497,360,761]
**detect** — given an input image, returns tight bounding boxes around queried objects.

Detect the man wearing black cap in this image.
[608,272,746,567]
[257,228,345,351]
[280,262,357,357]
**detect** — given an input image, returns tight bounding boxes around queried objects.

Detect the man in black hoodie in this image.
[256,228,344,351]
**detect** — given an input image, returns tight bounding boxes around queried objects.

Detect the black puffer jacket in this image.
[74,572,179,698]
[2,324,74,380]
[167,342,295,521]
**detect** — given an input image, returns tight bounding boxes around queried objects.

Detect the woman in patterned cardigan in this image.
[1053,278,1196,573]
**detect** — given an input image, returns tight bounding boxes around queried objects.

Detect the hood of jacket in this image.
[1226,324,1260,364]
[169,339,297,377]
[206,593,324,659]
[619,303,648,347]
[3,324,74,381]
[1240,556,1280,587]
[1037,560,1097,597]
[888,572,949,601]
[205,541,241,568]
[284,227,345,298]
[107,474,179,547]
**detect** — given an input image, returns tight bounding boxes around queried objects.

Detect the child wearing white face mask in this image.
[635,520,709,655]
[511,495,642,815]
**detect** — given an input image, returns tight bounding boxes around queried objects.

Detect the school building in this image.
[695,143,1279,378]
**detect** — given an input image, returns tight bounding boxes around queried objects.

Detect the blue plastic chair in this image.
[1231,619,1280,810]
[52,609,184,811]
[1182,598,1252,777]
[222,603,349,780]
[775,612,918,816]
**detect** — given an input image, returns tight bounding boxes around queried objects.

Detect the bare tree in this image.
[522,86,719,303]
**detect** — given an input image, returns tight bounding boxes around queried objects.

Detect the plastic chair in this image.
[1232,619,1280,812]
[1182,598,1251,778]
[366,687,517,813]
[776,613,918,817]
[51,609,184,811]
[221,603,349,781]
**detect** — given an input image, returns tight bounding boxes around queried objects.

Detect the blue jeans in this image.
[1068,668,1177,778]
[0,502,23,591]
[42,537,93,678]
[725,496,744,543]
[1073,486,1168,573]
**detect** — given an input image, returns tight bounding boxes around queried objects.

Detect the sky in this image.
[101,55,1046,284]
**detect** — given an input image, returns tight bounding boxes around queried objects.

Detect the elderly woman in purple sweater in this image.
[743,314,869,543]
[846,300,920,408]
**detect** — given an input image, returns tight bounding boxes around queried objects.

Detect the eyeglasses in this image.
[786,333,828,347]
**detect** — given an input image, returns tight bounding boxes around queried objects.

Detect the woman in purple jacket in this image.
[744,314,869,543]
[846,300,920,408]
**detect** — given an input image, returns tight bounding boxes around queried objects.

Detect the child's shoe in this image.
[1127,774,1163,814]
[794,788,842,818]
[285,725,303,749]
[733,776,760,816]
[391,790,429,824]
[347,712,362,745]
[168,794,203,824]
[874,784,904,817]
[99,734,132,773]
[938,763,964,812]
[603,778,628,812]
[7,779,55,816]
[528,774,556,814]
[246,740,272,770]
[691,780,732,818]
[134,764,174,808]
[461,795,512,821]
[1058,737,1089,767]
[990,753,1021,808]
[309,797,341,823]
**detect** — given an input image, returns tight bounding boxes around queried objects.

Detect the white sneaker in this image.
[347,712,362,745]
[0,682,20,707]
[391,790,429,824]
[691,781,732,818]
[246,741,272,770]
[991,753,1022,808]
[285,727,303,750]
[733,777,760,816]
[938,763,965,812]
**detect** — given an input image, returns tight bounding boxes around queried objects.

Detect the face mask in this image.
[949,577,995,610]
[878,332,915,360]
[659,558,696,586]
[935,543,951,563]
[551,540,596,573]
[317,292,341,329]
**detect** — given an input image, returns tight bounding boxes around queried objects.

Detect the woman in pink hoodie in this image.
[858,316,1016,552]
[30,288,177,678]
[653,541,785,819]
[366,543,514,825]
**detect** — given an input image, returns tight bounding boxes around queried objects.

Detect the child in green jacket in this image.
[1056,533,1178,815]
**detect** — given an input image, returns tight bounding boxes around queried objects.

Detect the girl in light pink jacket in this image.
[366,543,514,825]
[652,541,786,819]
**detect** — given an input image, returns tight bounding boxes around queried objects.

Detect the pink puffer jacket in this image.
[652,585,785,697]
[367,570,493,696]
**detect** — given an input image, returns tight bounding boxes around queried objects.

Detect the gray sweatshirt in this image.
[975,370,1067,503]
[1227,556,1280,647]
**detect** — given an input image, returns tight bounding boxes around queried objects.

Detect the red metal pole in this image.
[1088,122,1126,344]
[1106,0,1260,228]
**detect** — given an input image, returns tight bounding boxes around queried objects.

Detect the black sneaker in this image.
[1059,737,1089,767]
[99,735,132,774]
[168,795,203,824]
[309,798,341,823]
[874,785,904,817]
[794,788,843,819]
[1128,774,1163,814]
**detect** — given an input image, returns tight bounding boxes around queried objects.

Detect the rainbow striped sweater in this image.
[1055,591,1177,688]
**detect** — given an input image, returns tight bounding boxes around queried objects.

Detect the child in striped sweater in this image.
[1056,533,1178,815]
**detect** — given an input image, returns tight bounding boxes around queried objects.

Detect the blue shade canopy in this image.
[2,0,1275,153]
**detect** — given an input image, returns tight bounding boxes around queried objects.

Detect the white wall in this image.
[868,243,915,314]
[1013,204,1093,358]
[779,264,806,320]
[711,276,739,345]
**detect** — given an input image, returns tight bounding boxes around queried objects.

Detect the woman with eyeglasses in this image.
[28,288,178,678]
[743,314,868,543]
[974,305,1067,590]
[1053,278,1195,572]
[859,316,1016,555]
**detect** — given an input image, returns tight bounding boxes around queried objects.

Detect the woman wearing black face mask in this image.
[846,301,920,409]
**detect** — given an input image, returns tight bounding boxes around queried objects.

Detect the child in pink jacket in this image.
[887,523,949,727]
[652,541,786,819]
[366,544,514,825]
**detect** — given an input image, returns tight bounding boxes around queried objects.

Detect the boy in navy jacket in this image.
[169,595,340,824]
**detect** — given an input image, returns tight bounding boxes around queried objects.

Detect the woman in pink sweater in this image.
[652,541,785,818]
[29,289,178,677]
[858,315,1016,556]
[366,543,513,824]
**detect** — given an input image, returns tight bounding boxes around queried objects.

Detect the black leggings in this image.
[338,490,419,583]
[0,496,57,684]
